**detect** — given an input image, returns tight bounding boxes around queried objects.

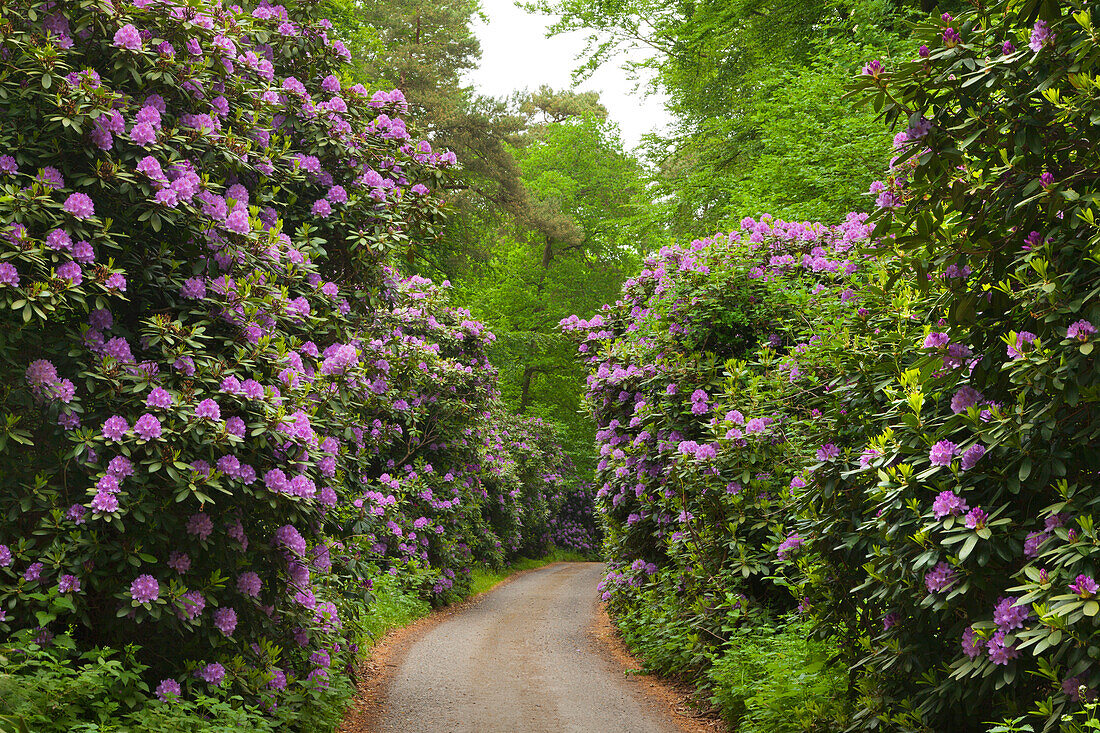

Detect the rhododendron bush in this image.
[549,480,601,556]
[0,0,576,719]
[561,214,872,674]
[567,0,1100,729]
[807,2,1100,728]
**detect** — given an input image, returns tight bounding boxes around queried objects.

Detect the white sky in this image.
[464,0,671,151]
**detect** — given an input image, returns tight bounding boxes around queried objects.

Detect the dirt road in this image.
[371,562,684,733]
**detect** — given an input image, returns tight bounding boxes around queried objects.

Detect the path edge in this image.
[587,599,728,733]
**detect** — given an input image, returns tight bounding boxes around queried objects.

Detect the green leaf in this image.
[959,535,978,561]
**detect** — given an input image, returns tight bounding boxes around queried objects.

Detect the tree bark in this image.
[519,366,541,413]
[542,236,554,268]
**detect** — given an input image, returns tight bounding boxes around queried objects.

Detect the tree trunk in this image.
[519,366,538,413]
[542,237,553,268]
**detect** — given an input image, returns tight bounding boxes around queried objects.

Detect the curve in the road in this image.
[373,561,683,733]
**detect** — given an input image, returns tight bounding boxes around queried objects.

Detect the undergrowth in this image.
[613,588,848,732]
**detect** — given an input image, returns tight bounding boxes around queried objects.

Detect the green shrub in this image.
[705,617,847,733]
[0,640,333,732]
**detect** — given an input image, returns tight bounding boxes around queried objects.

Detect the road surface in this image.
[374,562,682,733]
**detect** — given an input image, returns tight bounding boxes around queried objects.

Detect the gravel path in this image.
[373,561,682,733]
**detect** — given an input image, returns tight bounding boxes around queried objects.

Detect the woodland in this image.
[1,0,1098,731]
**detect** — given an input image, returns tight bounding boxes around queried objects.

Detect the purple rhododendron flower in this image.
[237,571,262,597]
[58,574,80,593]
[1068,320,1096,341]
[39,166,64,188]
[275,524,307,556]
[859,448,879,469]
[226,416,246,436]
[961,627,983,659]
[929,440,956,466]
[964,506,988,529]
[134,413,162,440]
[213,607,237,636]
[216,454,240,476]
[931,490,966,519]
[987,632,1019,665]
[180,277,206,299]
[861,59,883,77]
[168,551,190,574]
[816,443,840,461]
[197,662,225,686]
[72,240,95,263]
[105,272,127,292]
[0,263,19,286]
[225,208,250,233]
[925,562,957,593]
[97,475,120,494]
[187,513,214,541]
[1071,575,1099,598]
[923,332,950,349]
[950,386,983,414]
[46,229,72,251]
[777,532,803,559]
[155,679,181,702]
[63,193,95,219]
[56,261,82,286]
[102,416,129,441]
[130,574,159,603]
[265,468,289,493]
[91,491,119,512]
[89,308,113,330]
[1030,20,1053,52]
[745,417,767,434]
[113,24,143,51]
[993,596,1031,632]
[960,444,986,471]
[268,668,287,690]
[1007,331,1037,359]
[146,387,173,408]
[194,398,221,420]
[1024,531,1048,557]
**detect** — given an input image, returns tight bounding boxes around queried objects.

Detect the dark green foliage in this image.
[797,2,1100,728]
[0,641,349,733]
